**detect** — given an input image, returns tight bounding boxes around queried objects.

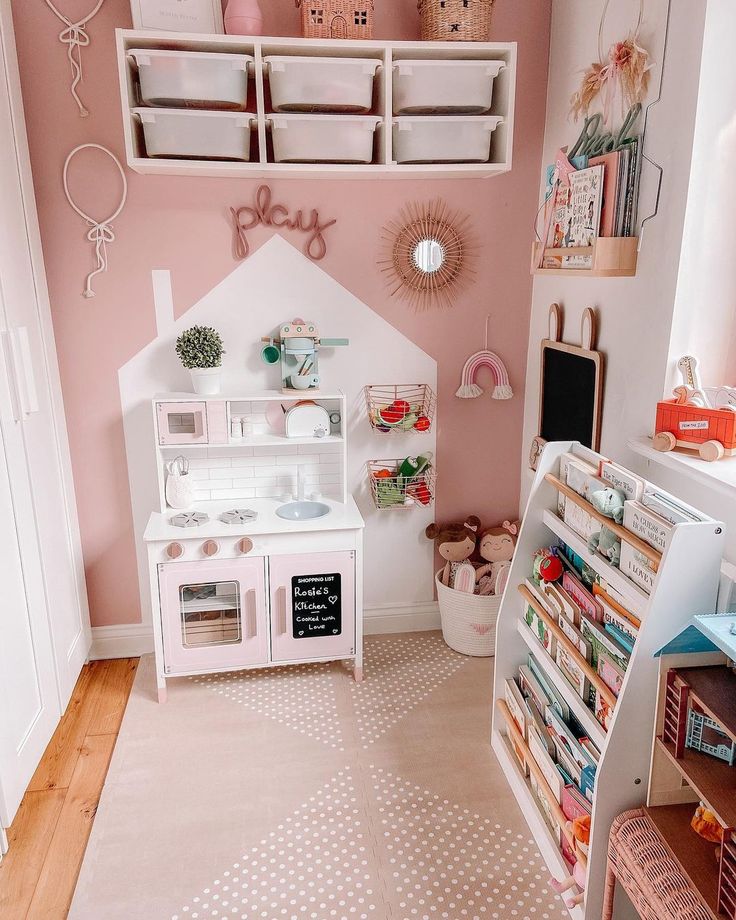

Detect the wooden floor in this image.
[0,659,139,920]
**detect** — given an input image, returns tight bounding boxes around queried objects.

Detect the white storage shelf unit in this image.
[491,441,725,920]
[153,390,348,511]
[116,29,515,178]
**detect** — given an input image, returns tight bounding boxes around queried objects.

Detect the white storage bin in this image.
[393,59,505,115]
[392,115,503,164]
[435,572,500,657]
[129,49,252,110]
[265,56,381,113]
[269,114,381,164]
[134,108,255,161]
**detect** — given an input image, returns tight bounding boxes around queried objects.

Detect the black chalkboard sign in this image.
[538,305,604,452]
[292,573,342,639]
[540,346,600,448]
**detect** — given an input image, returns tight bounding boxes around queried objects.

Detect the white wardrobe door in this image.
[0,0,89,704]
[0,360,60,827]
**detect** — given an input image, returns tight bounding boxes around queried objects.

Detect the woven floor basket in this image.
[418,0,494,42]
[602,808,714,920]
[435,571,500,657]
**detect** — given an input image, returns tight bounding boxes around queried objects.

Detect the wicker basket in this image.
[417,0,495,42]
[295,0,375,40]
[435,571,500,656]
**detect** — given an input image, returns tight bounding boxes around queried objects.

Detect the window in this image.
[450,22,460,31]
[354,9,367,25]
[310,8,324,24]
[463,0,470,6]
[440,1,446,7]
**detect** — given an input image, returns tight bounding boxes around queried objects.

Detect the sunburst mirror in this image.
[379,200,476,310]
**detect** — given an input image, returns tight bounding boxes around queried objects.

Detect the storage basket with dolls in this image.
[426,516,519,656]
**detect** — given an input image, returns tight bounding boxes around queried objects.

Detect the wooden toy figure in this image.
[425,516,481,587]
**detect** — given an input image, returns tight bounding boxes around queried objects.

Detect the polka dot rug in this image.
[68,633,567,920]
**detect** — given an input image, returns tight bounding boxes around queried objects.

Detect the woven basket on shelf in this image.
[435,572,500,657]
[417,0,495,42]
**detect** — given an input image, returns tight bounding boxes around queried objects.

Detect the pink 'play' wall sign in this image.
[230,185,337,262]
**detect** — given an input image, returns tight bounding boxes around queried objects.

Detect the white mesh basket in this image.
[435,571,500,657]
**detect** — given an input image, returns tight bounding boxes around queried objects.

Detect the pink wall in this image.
[11,0,550,627]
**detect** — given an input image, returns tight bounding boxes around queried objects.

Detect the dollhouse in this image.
[295,0,375,39]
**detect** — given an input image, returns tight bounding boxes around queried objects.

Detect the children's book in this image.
[525,697,556,757]
[528,725,565,804]
[593,584,642,630]
[555,642,590,701]
[519,664,552,716]
[599,460,645,502]
[562,783,592,823]
[604,622,635,655]
[527,653,570,722]
[505,678,528,739]
[580,613,630,672]
[546,707,598,772]
[530,773,561,844]
[557,612,593,661]
[563,571,604,623]
[547,165,605,249]
[588,151,621,238]
[641,489,704,525]
[601,599,639,646]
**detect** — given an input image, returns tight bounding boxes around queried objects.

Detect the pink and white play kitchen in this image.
[145,319,366,703]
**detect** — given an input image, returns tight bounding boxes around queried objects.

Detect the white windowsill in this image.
[628,435,736,498]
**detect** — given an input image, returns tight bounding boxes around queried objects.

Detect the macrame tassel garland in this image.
[44,0,105,117]
[63,144,127,299]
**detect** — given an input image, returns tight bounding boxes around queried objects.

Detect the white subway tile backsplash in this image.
[254,445,297,457]
[211,487,255,500]
[173,440,343,501]
[209,468,238,480]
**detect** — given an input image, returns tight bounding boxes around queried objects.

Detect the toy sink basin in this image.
[276,501,331,521]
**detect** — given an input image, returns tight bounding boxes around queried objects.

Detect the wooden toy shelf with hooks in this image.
[491,440,725,920]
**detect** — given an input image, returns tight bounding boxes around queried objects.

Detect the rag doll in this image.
[549,815,590,908]
[426,516,481,588]
[476,521,521,581]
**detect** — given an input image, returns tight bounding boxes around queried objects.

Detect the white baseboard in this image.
[89,602,441,659]
[363,601,440,635]
[90,623,154,660]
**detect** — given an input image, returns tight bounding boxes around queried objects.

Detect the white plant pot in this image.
[190,367,221,395]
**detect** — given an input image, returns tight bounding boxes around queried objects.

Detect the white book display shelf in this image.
[491,441,726,920]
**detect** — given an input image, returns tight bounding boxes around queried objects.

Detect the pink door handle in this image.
[277,586,287,636]
[245,589,257,639]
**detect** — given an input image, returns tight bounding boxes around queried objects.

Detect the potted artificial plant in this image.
[176,325,225,395]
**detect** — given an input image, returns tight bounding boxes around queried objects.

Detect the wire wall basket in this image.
[364,384,436,434]
[367,458,435,511]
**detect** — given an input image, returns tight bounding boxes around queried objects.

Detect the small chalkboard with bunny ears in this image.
[529,303,605,470]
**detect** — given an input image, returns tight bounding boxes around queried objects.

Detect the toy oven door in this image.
[159,558,268,674]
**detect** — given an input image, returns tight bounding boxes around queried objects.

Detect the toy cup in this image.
[261,338,280,364]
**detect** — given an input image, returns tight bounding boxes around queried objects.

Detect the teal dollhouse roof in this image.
[654,622,720,658]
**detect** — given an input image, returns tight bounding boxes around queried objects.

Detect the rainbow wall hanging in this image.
[456,317,513,400]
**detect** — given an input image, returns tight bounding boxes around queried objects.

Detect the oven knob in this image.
[238,537,254,555]
[202,540,219,557]
[166,542,184,560]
